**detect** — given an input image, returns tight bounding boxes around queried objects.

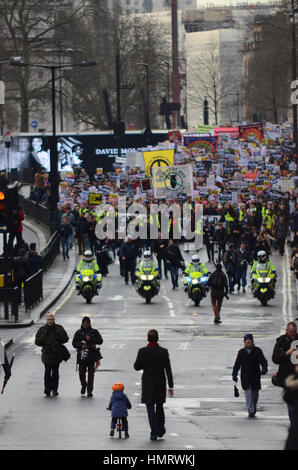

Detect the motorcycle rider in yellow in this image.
[251,250,276,290]
[76,250,102,295]
[135,251,159,277]
[184,255,208,276]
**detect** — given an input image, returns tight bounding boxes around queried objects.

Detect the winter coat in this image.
[208,269,228,299]
[59,223,73,240]
[27,253,44,276]
[35,324,69,365]
[274,220,289,239]
[134,344,173,404]
[232,346,268,391]
[283,374,298,450]
[108,391,132,418]
[272,334,298,387]
[165,244,184,268]
[223,250,237,275]
[120,241,138,261]
[14,255,31,282]
[72,326,103,365]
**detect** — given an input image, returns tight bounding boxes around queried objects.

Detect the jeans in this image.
[169,265,179,288]
[227,273,235,292]
[146,403,165,437]
[61,238,70,260]
[245,387,259,414]
[288,403,295,425]
[235,266,247,288]
[44,363,60,392]
[157,257,168,279]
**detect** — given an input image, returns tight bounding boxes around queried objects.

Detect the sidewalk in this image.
[0,213,78,349]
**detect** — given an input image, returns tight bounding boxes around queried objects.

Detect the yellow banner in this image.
[142,149,174,178]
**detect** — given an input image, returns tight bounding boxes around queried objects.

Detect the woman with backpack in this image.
[208,264,229,324]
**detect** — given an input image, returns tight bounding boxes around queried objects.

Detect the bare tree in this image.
[243,1,294,123]
[188,39,236,125]
[62,2,171,130]
[0,0,89,131]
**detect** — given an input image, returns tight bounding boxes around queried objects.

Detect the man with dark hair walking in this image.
[35,313,69,397]
[72,316,103,397]
[134,329,174,440]
[208,264,228,324]
[232,334,268,417]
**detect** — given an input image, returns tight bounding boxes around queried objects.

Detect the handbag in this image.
[60,344,71,362]
[271,371,282,387]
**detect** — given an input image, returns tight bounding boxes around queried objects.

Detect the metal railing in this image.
[0,190,61,321]
[24,269,43,312]
[40,231,60,274]
[18,193,50,228]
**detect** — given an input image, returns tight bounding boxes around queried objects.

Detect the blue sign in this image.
[31,120,38,128]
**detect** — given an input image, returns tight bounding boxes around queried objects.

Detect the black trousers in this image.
[44,363,60,392]
[79,362,95,393]
[146,403,165,437]
[124,259,136,284]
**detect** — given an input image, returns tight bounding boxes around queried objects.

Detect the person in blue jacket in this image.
[108,382,132,438]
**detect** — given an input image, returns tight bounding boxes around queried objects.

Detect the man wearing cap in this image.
[232,334,268,417]
[72,316,103,397]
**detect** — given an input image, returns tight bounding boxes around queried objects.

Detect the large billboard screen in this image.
[0,132,169,177]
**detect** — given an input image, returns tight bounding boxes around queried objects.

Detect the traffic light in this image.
[0,190,8,233]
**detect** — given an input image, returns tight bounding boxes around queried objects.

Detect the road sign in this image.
[3,130,11,144]
[31,120,38,128]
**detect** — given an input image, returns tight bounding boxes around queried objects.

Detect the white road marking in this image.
[178,342,188,350]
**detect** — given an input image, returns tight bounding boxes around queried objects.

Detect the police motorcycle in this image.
[183,255,210,306]
[135,251,160,304]
[250,251,276,306]
[75,250,102,304]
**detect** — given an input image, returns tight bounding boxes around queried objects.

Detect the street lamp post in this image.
[290,2,298,155]
[229,92,240,124]
[181,57,188,131]
[45,48,73,132]
[10,58,97,230]
[0,60,9,136]
[137,63,151,142]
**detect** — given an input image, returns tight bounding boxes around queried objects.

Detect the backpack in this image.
[209,271,223,289]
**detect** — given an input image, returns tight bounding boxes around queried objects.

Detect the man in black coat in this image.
[120,235,138,285]
[134,329,174,440]
[165,239,184,289]
[35,313,69,396]
[232,333,268,417]
[208,264,228,324]
[72,316,103,397]
[272,321,298,425]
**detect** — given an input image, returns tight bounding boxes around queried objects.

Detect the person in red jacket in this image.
[8,206,24,256]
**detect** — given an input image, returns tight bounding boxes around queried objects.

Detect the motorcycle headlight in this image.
[147,275,154,281]
[257,277,264,283]
[192,279,199,285]
[83,276,90,282]
[200,276,208,283]
[140,275,148,281]
[264,277,271,283]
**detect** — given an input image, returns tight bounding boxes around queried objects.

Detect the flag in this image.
[142,149,174,178]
